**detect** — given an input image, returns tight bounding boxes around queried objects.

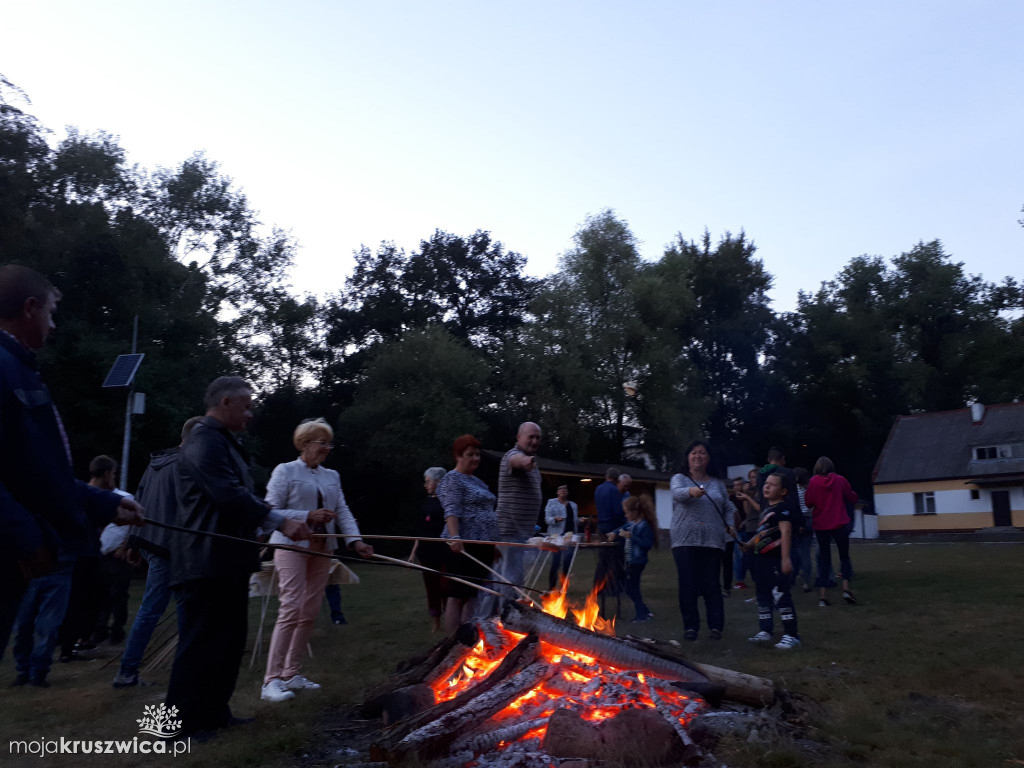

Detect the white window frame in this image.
[913,491,936,515]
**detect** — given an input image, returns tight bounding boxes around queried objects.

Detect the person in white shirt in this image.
[260,418,372,703]
[544,485,578,588]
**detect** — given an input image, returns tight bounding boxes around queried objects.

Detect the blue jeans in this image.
[119,552,173,676]
[476,534,528,618]
[795,533,814,586]
[324,583,343,620]
[13,559,74,679]
[733,531,753,582]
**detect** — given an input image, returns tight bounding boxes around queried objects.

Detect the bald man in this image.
[489,422,543,608]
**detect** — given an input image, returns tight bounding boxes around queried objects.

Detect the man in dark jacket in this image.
[593,467,627,618]
[166,376,310,736]
[0,265,143,660]
[112,416,203,688]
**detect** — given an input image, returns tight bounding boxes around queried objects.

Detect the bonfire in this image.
[361,576,774,767]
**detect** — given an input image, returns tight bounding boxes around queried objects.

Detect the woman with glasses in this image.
[259,418,373,703]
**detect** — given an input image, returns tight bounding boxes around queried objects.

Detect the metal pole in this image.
[119,315,138,489]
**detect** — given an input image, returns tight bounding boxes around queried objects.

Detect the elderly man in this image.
[0,265,143,665]
[166,376,310,737]
[490,422,543,607]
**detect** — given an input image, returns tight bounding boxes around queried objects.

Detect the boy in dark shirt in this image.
[746,472,801,649]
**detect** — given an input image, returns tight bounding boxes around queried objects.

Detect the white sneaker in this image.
[748,631,773,646]
[775,634,801,650]
[282,674,321,691]
[261,678,296,702]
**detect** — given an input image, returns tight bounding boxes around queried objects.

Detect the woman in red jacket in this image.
[804,456,858,607]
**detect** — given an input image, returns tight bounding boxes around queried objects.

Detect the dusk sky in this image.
[5,1,1022,310]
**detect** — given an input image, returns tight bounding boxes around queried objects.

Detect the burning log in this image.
[387,660,558,764]
[501,602,718,696]
[380,633,541,747]
[647,680,699,751]
[621,634,775,707]
[477,616,517,660]
[450,716,550,755]
[423,643,477,689]
[361,624,479,716]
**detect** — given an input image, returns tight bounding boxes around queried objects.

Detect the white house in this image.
[872,402,1024,533]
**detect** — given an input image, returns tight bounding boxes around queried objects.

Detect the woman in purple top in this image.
[436,434,498,633]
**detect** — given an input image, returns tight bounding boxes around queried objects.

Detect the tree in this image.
[774,240,1021,491]
[335,326,489,488]
[658,230,774,457]
[331,230,537,354]
[0,79,294,485]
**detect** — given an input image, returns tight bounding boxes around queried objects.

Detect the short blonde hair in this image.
[293,418,333,450]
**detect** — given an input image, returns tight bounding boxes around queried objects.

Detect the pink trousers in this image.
[263,545,332,683]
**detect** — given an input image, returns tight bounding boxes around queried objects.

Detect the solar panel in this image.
[102,353,145,388]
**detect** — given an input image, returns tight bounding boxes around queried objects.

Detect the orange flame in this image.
[540,575,570,619]
[570,578,616,635]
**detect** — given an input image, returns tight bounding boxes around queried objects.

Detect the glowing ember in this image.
[426,576,704,758]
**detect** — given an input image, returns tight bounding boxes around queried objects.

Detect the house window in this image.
[970,489,980,500]
[974,444,1020,460]
[913,492,936,515]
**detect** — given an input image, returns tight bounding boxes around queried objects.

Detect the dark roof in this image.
[873,402,1024,484]
[482,450,675,484]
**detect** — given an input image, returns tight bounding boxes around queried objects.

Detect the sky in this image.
[4,1,1022,311]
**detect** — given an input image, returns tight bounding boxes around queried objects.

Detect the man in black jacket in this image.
[166,376,310,736]
[0,265,143,660]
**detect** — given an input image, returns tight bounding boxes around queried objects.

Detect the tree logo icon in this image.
[137,703,183,738]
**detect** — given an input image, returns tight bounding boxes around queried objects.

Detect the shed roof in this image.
[873,402,1024,484]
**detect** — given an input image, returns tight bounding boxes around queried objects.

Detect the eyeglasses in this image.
[309,441,334,448]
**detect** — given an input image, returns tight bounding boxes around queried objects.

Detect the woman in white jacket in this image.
[260,419,372,703]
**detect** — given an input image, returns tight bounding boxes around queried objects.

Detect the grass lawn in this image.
[2,541,1023,767]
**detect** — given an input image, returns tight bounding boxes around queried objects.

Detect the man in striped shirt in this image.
[492,422,543,605]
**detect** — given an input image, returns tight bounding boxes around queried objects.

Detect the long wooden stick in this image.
[461,550,537,605]
[370,553,506,599]
[310,532,614,549]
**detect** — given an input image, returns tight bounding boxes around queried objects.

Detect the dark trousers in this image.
[59,556,101,655]
[94,553,132,641]
[672,546,725,634]
[624,562,651,620]
[594,539,625,619]
[721,542,734,592]
[752,556,797,637]
[816,527,853,585]
[417,545,446,618]
[0,561,29,661]
[167,576,249,733]
[548,549,576,589]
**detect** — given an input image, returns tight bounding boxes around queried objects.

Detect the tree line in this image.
[2,76,1022,531]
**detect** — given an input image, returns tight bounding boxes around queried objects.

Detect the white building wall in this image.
[875,487,1024,517]
[655,486,674,530]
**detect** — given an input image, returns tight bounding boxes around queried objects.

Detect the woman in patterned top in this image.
[670,439,736,642]
[436,434,499,633]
